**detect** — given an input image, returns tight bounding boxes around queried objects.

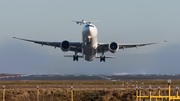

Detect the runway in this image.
[0,74,180,81]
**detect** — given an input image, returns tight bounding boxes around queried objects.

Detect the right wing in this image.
[86,20,100,24]
[13,37,82,53]
[97,41,166,53]
[118,41,166,49]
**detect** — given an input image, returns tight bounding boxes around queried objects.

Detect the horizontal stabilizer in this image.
[96,56,115,58]
[64,55,83,58]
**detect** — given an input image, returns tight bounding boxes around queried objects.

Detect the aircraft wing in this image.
[13,37,82,53]
[72,21,80,22]
[71,20,81,23]
[86,20,100,24]
[97,41,166,53]
[88,20,100,22]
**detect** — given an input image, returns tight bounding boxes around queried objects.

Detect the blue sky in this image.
[0,0,180,74]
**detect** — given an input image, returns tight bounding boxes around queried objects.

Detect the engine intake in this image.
[108,42,119,53]
[61,40,71,52]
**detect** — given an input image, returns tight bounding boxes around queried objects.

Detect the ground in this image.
[0,80,179,101]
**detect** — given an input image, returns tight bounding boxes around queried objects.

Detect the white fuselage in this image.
[82,20,86,24]
[82,24,98,61]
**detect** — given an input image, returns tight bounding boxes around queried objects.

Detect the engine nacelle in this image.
[108,42,119,53]
[61,40,71,52]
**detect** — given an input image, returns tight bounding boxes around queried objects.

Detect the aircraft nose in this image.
[84,26,92,35]
[88,27,92,34]
[82,24,97,37]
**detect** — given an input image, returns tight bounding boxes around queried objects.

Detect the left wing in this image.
[71,20,81,23]
[13,37,61,47]
[13,37,82,53]
[97,41,166,53]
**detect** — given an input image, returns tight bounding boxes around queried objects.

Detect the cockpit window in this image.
[85,25,94,27]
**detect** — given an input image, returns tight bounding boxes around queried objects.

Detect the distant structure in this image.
[71,19,100,25]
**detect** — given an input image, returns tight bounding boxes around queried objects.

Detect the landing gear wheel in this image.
[73,55,78,61]
[76,55,78,61]
[73,55,75,61]
[103,56,105,62]
[100,56,105,62]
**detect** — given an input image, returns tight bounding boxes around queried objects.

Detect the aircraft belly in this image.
[82,24,98,61]
[83,47,96,61]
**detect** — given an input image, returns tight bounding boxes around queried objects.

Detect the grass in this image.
[0,80,180,85]
[0,80,180,101]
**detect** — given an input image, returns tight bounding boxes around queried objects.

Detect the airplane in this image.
[13,23,166,62]
[72,19,100,25]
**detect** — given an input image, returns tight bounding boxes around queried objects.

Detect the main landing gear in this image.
[73,55,78,61]
[73,52,78,61]
[100,56,105,62]
[100,52,105,62]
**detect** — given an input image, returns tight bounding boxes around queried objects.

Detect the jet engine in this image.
[61,40,71,52]
[108,42,119,53]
